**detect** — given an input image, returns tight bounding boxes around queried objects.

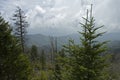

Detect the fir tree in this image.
[40,49,46,70]
[53,49,66,80]
[78,6,108,80]
[30,45,38,61]
[12,7,28,53]
[0,14,32,80]
[60,5,108,80]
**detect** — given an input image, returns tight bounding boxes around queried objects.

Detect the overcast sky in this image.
[0,0,120,36]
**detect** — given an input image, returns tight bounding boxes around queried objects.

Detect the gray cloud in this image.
[94,0,120,32]
[0,0,120,36]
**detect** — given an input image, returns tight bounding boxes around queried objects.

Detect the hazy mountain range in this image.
[27,32,120,48]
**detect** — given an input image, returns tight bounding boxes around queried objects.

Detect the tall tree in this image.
[40,49,46,70]
[0,15,32,80]
[53,49,66,80]
[30,45,38,61]
[49,37,57,64]
[60,5,108,80]
[78,6,108,80]
[12,7,28,53]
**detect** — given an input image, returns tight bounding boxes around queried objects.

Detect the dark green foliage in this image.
[59,7,108,80]
[77,9,108,80]
[52,50,65,80]
[0,15,32,80]
[30,45,38,61]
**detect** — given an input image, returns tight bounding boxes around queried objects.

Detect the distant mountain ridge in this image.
[27,32,120,47]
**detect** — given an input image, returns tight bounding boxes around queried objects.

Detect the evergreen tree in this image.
[60,5,108,80]
[53,49,66,80]
[12,7,28,53]
[40,49,46,70]
[30,45,38,61]
[78,6,108,80]
[0,14,32,80]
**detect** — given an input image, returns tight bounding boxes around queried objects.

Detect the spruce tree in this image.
[40,49,46,70]
[78,6,108,80]
[30,45,38,61]
[52,50,64,80]
[60,5,108,80]
[0,14,32,80]
[12,7,28,53]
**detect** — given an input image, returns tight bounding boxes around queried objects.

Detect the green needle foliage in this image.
[59,6,109,80]
[77,9,108,80]
[0,14,32,80]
